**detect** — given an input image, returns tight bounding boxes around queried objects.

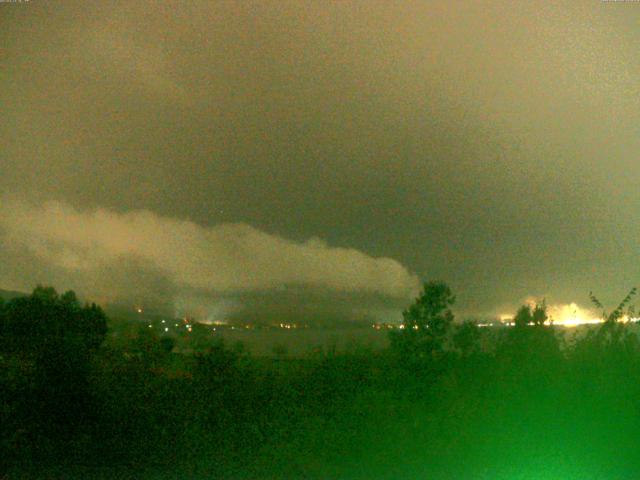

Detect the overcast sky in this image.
[1,1,639,322]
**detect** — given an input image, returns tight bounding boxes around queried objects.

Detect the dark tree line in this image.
[2,282,640,479]
[0,286,107,470]
[0,286,107,355]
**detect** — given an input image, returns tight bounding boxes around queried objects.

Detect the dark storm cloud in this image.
[1,1,639,317]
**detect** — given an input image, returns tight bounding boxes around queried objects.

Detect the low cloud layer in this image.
[0,198,419,323]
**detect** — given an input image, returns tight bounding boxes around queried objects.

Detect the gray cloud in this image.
[1,1,639,314]
[0,197,419,323]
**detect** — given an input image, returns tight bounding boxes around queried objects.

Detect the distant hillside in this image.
[0,288,27,301]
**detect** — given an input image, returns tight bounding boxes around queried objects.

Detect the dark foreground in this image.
[3,287,640,479]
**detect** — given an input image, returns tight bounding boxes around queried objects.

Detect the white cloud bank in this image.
[0,198,420,307]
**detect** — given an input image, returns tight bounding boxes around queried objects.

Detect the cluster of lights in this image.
[278,323,297,329]
[375,316,640,331]
[379,324,421,330]
[146,320,194,333]
[371,319,640,330]
[372,323,395,330]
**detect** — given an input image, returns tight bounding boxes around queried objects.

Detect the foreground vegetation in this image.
[2,284,640,479]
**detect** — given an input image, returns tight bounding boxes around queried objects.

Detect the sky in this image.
[1,1,639,324]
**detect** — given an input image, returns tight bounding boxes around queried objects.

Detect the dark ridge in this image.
[0,288,27,301]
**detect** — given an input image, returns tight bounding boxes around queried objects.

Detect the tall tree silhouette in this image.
[390,281,455,361]
[589,287,637,324]
[0,286,108,440]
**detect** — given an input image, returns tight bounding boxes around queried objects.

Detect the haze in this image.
[2,1,639,322]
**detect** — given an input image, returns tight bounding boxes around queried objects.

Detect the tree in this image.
[0,285,107,356]
[589,287,637,324]
[514,305,533,328]
[513,300,548,328]
[498,300,560,369]
[583,288,639,357]
[532,300,548,326]
[390,281,456,360]
[0,286,109,443]
[453,320,482,357]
